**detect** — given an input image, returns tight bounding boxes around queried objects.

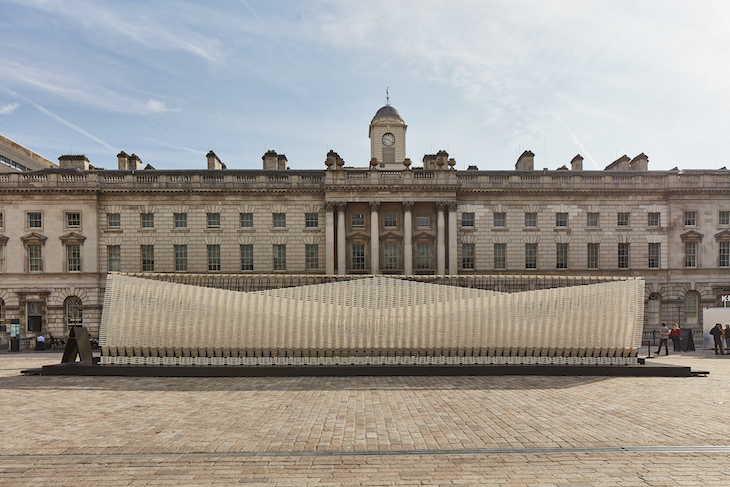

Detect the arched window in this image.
[684,291,699,325]
[65,297,82,328]
[646,294,660,325]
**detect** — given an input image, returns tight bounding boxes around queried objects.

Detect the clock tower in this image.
[369,92,407,170]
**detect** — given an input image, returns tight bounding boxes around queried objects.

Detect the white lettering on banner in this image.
[722,294,730,303]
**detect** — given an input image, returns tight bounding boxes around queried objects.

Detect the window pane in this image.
[648,243,660,268]
[462,243,475,270]
[66,244,81,272]
[29,245,42,272]
[461,213,475,227]
[28,212,42,228]
[174,213,187,228]
[207,213,221,228]
[141,245,154,271]
[684,211,696,226]
[525,243,537,269]
[240,213,253,228]
[66,297,82,327]
[416,243,430,269]
[273,213,286,228]
[556,213,568,227]
[685,241,696,267]
[207,245,221,271]
[66,212,80,228]
[174,245,187,272]
[141,213,154,228]
[351,213,365,228]
[525,213,537,227]
[305,244,319,271]
[383,213,397,228]
[647,294,660,325]
[383,244,398,270]
[494,243,506,270]
[273,244,286,271]
[720,242,730,267]
[416,214,429,227]
[618,243,630,268]
[352,244,365,270]
[720,211,730,226]
[556,243,568,269]
[587,213,598,227]
[587,243,599,269]
[684,292,698,324]
[305,213,319,228]
[648,212,660,227]
[493,212,506,227]
[240,244,253,271]
[107,213,121,228]
[617,213,630,226]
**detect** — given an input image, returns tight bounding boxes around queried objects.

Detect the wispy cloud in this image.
[146,138,206,155]
[0,102,19,114]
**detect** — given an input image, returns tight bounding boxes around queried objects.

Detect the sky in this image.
[1,0,729,172]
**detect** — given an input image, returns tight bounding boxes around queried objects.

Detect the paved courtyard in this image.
[0,349,728,486]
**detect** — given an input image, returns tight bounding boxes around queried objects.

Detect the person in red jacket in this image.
[669,323,682,352]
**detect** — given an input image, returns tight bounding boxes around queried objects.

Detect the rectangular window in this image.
[648,243,661,269]
[351,213,365,228]
[617,213,630,226]
[462,243,475,270]
[525,212,537,227]
[107,245,121,272]
[174,245,187,272]
[493,212,506,227]
[28,245,42,272]
[28,212,42,228]
[305,213,319,228]
[240,244,253,271]
[383,243,398,270]
[273,244,286,271]
[141,245,154,272]
[720,242,729,267]
[66,244,81,272]
[272,213,286,228]
[556,243,568,269]
[207,245,221,271]
[525,243,537,269]
[720,211,730,226]
[587,243,599,269]
[416,213,430,228]
[207,213,221,229]
[240,213,253,228]
[494,243,506,270]
[383,213,397,228]
[462,213,475,227]
[685,241,697,268]
[174,213,187,228]
[66,212,81,229]
[107,213,121,228]
[416,243,430,270]
[556,213,568,227]
[141,213,154,228]
[587,213,599,227]
[0,244,4,272]
[305,244,319,271]
[684,211,697,226]
[648,212,660,227]
[351,244,365,270]
[618,243,630,269]
[0,212,4,230]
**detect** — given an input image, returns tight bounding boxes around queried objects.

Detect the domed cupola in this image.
[369,89,407,169]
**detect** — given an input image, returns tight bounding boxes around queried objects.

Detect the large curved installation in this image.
[100,273,644,366]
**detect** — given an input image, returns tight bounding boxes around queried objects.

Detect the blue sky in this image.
[1,0,729,171]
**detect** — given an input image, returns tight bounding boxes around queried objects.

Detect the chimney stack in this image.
[515,150,535,171]
[58,154,89,170]
[570,154,583,171]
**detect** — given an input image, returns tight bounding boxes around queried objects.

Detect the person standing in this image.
[724,324,730,353]
[655,322,670,355]
[709,323,725,355]
[669,323,682,352]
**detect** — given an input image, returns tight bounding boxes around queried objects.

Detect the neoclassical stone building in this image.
[0,103,729,346]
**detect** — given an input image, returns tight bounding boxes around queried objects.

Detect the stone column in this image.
[370,201,380,274]
[337,202,347,275]
[437,202,446,275]
[403,201,413,275]
[325,202,335,275]
[448,202,458,275]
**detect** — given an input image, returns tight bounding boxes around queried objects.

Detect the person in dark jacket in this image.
[710,323,725,355]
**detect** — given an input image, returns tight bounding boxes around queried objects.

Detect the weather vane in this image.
[386,87,390,106]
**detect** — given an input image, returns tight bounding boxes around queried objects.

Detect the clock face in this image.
[382,133,395,147]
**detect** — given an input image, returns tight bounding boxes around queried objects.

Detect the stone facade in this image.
[0,104,729,347]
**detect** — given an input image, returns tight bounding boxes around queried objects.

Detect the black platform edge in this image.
[33,363,694,377]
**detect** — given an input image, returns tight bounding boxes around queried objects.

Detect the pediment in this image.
[380,231,403,242]
[20,232,47,245]
[0,234,8,245]
[679,230,704,242]
[59,232,87,245]
[715,229,730,242]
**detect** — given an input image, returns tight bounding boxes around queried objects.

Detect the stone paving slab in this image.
[0,350,728,485]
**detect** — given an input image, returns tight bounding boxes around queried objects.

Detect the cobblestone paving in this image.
[0,350,728,485]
